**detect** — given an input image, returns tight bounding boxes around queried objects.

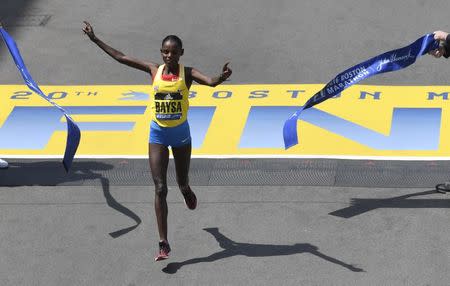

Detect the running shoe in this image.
[0,159,8,169]
[155,240,171,261]
[182,189,197,210]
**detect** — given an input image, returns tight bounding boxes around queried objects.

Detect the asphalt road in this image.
[0,0,449,85]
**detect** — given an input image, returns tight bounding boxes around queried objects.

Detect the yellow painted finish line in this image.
[0,84,449,158]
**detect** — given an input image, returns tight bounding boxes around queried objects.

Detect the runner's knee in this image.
[154,182,168,197]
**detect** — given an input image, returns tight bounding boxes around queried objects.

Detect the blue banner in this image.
[0,28,80,171]
[283,34,439,149]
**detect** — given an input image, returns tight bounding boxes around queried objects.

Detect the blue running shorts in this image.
[149,120,191,147]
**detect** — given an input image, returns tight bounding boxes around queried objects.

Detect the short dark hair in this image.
[162,35,183,49]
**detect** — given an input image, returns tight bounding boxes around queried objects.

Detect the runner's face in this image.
[160,40,183,67]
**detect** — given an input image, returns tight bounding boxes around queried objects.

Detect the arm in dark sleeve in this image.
[444,34,450,58]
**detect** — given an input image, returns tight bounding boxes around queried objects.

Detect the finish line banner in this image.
[283,34,439,149]
[0,84,449,158]
[1,27,80,171]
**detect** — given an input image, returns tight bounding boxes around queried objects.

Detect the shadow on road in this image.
[329,190,450,218]
[162,227,364,274]
[0,160,142,238]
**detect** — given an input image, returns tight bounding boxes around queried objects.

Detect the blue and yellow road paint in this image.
[0,84,449,157]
